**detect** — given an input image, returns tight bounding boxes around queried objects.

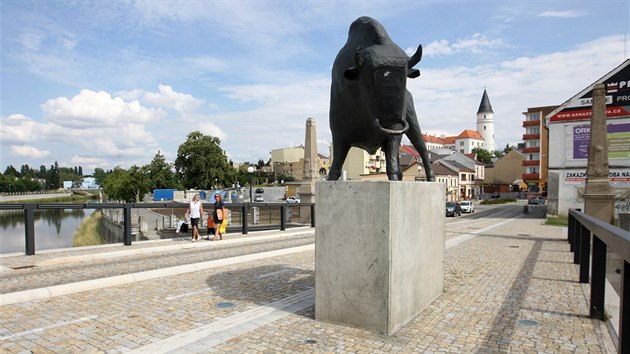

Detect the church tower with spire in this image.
[476,88,495,152]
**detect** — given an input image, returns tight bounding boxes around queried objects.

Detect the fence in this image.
[0,202,315,256]
[568,209,630,353]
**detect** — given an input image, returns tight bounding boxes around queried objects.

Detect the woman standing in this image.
[212,193,225,241]
[185,194,204,242]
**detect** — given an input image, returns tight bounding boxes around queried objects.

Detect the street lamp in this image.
[247,166,255,202]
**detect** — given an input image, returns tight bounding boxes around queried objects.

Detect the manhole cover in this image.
[517,319,539,326]
[215,302,235,309]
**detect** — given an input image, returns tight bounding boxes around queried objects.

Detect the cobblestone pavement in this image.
[0,204,618,353]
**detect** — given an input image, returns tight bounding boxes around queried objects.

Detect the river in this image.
[0,207,97,254]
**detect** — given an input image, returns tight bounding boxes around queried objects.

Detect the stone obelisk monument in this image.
[583,83,615,223]
[300,118,318,203]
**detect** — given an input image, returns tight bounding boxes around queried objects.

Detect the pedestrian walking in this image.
[185,194,204,242]
[212,193,225,241]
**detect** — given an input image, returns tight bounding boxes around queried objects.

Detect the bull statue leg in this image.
[405,91,434,181]
[328,140,350,181]
[383,135,403,181]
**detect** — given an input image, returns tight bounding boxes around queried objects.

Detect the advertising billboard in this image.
[550,64,630,122]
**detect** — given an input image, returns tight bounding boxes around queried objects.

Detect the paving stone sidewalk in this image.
[0,208,618,353]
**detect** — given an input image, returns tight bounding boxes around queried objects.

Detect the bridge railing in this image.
[568,208,630,353]
[0,202,315,256]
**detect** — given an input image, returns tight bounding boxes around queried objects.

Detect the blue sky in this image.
[1,0,629,174]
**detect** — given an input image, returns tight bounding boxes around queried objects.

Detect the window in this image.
[459,141,464,146]
[461,174,467,181]
[527,113,540,121]
[484,126,486,130]
[528,140,539,147]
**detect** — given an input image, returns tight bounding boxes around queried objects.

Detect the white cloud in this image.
[0,114,37,143]
[10,145,50,158]
[41,89,164,128]
[143,85,204,113]
[424,34,503,57]
[538,10,586,18]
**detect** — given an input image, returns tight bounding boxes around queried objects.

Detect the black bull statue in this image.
[328,16,434,182]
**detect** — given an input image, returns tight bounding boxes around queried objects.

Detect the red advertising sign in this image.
[549,63,630,122]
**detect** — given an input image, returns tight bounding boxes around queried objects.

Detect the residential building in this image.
[432,162,460,201]
[483,149,527,193]
[545,59,630,217]
[521,105,558,198]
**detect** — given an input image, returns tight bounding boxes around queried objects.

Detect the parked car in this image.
[528,197,545,205]
[254,195,264,202]
[286,196,300,204]
[490,192,500,198]
[445,202,462,217]
[255,188,264,193]
[459,200,474,213]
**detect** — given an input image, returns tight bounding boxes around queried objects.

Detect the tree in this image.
[102,166,150,202]
[174,131,236,189]
[45,162,61,190]
[20,164,34,178]
[93,168,107,187]
[144,150,179,190]
[3,165,19,177]
[472,147,494,164]
[503,144,516,154]
[493,150,504,159]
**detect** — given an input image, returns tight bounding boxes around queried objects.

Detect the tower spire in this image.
[477,88,494,114]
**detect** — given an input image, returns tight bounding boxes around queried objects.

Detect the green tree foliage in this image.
[102,165,151,202]
[174,131,236,189]
[93,168,107,187]
[20,164,35,178]
[4,165,19,177]
[503,144,516,154]
[144,150,179,190]
[472,147,494,164]
[493,150,505,159]
[45,162,61,190]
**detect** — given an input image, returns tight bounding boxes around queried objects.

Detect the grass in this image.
[73,210,105,247]
[480,198,516,205]
[545,214,568,226]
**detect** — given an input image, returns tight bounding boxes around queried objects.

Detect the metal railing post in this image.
[123,204,132,246]
[590,234,606,319]
[280,205,286,231]
[574,220,582,264]
[620,260,629,353]
[568,211,575,251]
[242,205,248,234]
[24,204,36,255]
[579,224,591,283]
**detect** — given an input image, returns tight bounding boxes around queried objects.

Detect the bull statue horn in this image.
[408,44,423,69]
[375,119,409,135]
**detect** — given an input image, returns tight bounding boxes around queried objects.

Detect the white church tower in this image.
[476,88,495,152]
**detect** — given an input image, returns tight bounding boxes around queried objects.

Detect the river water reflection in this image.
[0,208,96,254]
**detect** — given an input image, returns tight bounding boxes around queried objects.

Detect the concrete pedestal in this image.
[315,181,445,335]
